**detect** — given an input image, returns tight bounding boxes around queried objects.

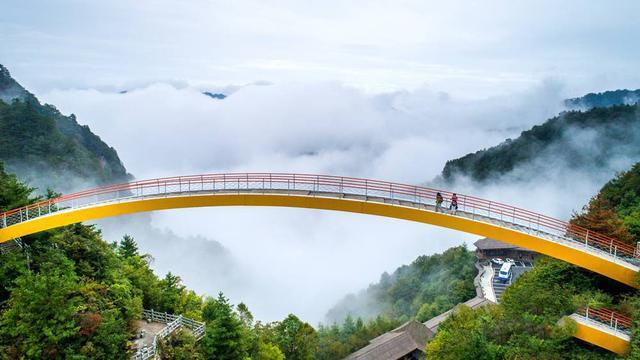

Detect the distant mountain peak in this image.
[202,91,227,100]
[0,63,31,103]
[565,89,640,110]
[0,64,10,77]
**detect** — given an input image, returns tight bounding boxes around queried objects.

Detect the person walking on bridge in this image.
[435,192,444,212]
[449,193,458,213]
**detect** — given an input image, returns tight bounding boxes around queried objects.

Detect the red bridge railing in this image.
[0,173,638,260]
[576,307,632,335]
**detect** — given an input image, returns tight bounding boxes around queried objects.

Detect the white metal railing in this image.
[574,307,632,337]
[131,309,206,360]
[1,173,638,267]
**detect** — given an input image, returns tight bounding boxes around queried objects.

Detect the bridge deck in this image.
[569,313,630,355]
[1,173,638,287]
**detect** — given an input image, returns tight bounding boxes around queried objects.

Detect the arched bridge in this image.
[1,173,639,287]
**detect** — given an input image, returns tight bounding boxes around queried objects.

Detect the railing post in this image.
[585,230,589,246]
[585,307,589,320]
[610,239,613,254]
[610,312,614,327]
[2,213,5,228]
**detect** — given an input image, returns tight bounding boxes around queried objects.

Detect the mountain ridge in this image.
[0,64,130,192]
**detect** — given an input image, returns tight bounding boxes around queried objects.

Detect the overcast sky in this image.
[2,0,640,96]
[2,1,640,323]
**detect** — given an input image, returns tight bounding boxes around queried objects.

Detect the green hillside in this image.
[326,246,477,324]
[0,164,202,357]
[441,104,640,183]
[427,160,640,359]
[0,64,129,192]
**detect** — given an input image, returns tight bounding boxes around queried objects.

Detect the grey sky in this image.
[2,0,640,96]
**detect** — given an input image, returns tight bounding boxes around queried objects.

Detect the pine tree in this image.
[272,314,318,360]
[118,234,139,258]
[200,293,247,359]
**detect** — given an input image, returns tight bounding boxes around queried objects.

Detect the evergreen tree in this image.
[272,314,318,360]
[0,251,82,358]
[200,292,247,359]
[158,272,185,313]
[0,161,36,212]
[118,234,139,258]
[158,329,203,360]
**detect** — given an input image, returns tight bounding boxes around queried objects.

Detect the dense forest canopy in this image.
[326,246,477,324]
[427,160,640,359]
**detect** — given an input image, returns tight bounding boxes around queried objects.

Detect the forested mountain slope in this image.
[441,104,640,183]
[326,246,477,324]
[427,160,640,359]
[0,163,203,357]
[0,64,129,192]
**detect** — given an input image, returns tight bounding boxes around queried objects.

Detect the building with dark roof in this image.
[474,238,538,262]
[344,320,433,360]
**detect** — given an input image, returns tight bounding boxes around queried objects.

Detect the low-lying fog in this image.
[41,81,637,324]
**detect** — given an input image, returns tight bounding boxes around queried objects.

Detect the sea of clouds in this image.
[40,80,633,324]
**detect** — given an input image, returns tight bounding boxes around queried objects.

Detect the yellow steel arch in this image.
[0,193,637,287]
[572,319,630,355]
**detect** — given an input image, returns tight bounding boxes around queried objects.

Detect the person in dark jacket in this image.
[435,192,444,212]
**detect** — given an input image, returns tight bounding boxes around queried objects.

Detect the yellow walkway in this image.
[1,173,638,287]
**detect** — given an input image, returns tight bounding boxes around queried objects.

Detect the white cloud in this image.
[40,80,575,323]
